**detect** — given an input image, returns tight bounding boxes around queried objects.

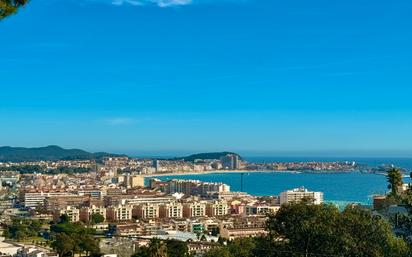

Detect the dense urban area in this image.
[0,151,412,257]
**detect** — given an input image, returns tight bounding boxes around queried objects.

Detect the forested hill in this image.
[173,152,241,162]
[0,145,124,162]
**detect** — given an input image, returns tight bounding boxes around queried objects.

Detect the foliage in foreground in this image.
[266,202,409,257]
[51,215,100,257]
[3,218,42,240]
[132,239,191,257]
[135,202,410,257]
[0,0,27,19]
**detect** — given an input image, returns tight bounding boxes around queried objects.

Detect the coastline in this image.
[143,169,293,178]
[143,170,387,204]
[142,169,364,178]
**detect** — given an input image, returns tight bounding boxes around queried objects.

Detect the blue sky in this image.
[0,0,412,157]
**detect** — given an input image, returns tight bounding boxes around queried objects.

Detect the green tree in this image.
[165,240,189,257]
[387,168,403,196]
[132,248,149,257]
[79,235,100,257]
[211,227,220,237]
[266,202,409,257]
[2,229,12,239]
[227,238,256,257]
[134,239,169,257]
[59,214,70,224]
[51,217,99,257]
[3,218,43,240]
[267,202,341,257]
[203,247,232,257]
[52,233,76,257]
[90,213,105,224]
[341,205,409,257]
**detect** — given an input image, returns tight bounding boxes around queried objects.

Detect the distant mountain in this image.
[174,152,241,162]
[0,145,125,162]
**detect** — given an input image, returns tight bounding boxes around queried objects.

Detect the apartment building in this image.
[279,187,323,205]
[24,191,76,208]
[133,204,160,219]
[106,205,133,222]
[54,206,80,222]
[159,203,183,219]
[220,226,268,240]
[123,196,175,206]
[79,205,107,223]
[245,204,280,215]
[166,179,230,196]
[183,202,207,218]
[206,200,229,217]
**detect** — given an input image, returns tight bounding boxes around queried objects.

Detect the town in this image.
[0,155,327,257]
[0,153,410,257]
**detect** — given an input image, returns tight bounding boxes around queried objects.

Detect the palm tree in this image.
[387,168,403,195]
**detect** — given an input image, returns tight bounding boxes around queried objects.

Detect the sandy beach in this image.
[143,169,302,178]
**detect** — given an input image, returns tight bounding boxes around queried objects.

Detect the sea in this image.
[149,157,412,207]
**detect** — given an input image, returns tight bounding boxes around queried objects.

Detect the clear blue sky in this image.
[0,0,411,157]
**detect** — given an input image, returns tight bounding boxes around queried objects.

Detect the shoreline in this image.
[143,169,366,178]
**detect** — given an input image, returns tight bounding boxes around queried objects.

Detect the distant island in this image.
[0,145,124,162]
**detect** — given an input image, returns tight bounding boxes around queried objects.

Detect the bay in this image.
[149,157,412,207]
[151,172,390,206]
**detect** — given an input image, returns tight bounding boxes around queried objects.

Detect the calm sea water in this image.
[152,172,389,205]
[149,157,412,206]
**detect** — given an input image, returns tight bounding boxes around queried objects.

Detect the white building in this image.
[279,187,323,205]
[159,203,183,219]
[15,247,59,257]
[206,200,229,217]
[106,205,133,221]
[55,206,80,222]
[183,202,207,218]
[134,204,160,219]
[24,192,75,208]
[123,196,175,206]
[245,204,280,215]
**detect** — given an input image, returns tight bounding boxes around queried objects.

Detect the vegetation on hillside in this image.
[0,145,124,162]
[173,152,241,162]
[0,165,91,174]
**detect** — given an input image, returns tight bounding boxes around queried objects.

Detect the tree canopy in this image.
[132,239,191,257]
[201,202,409,257]
[90,213,105,224]
[266,202,409,257]
[51,215,100,257]
[0,0,28,20]
[3,218,42,240]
